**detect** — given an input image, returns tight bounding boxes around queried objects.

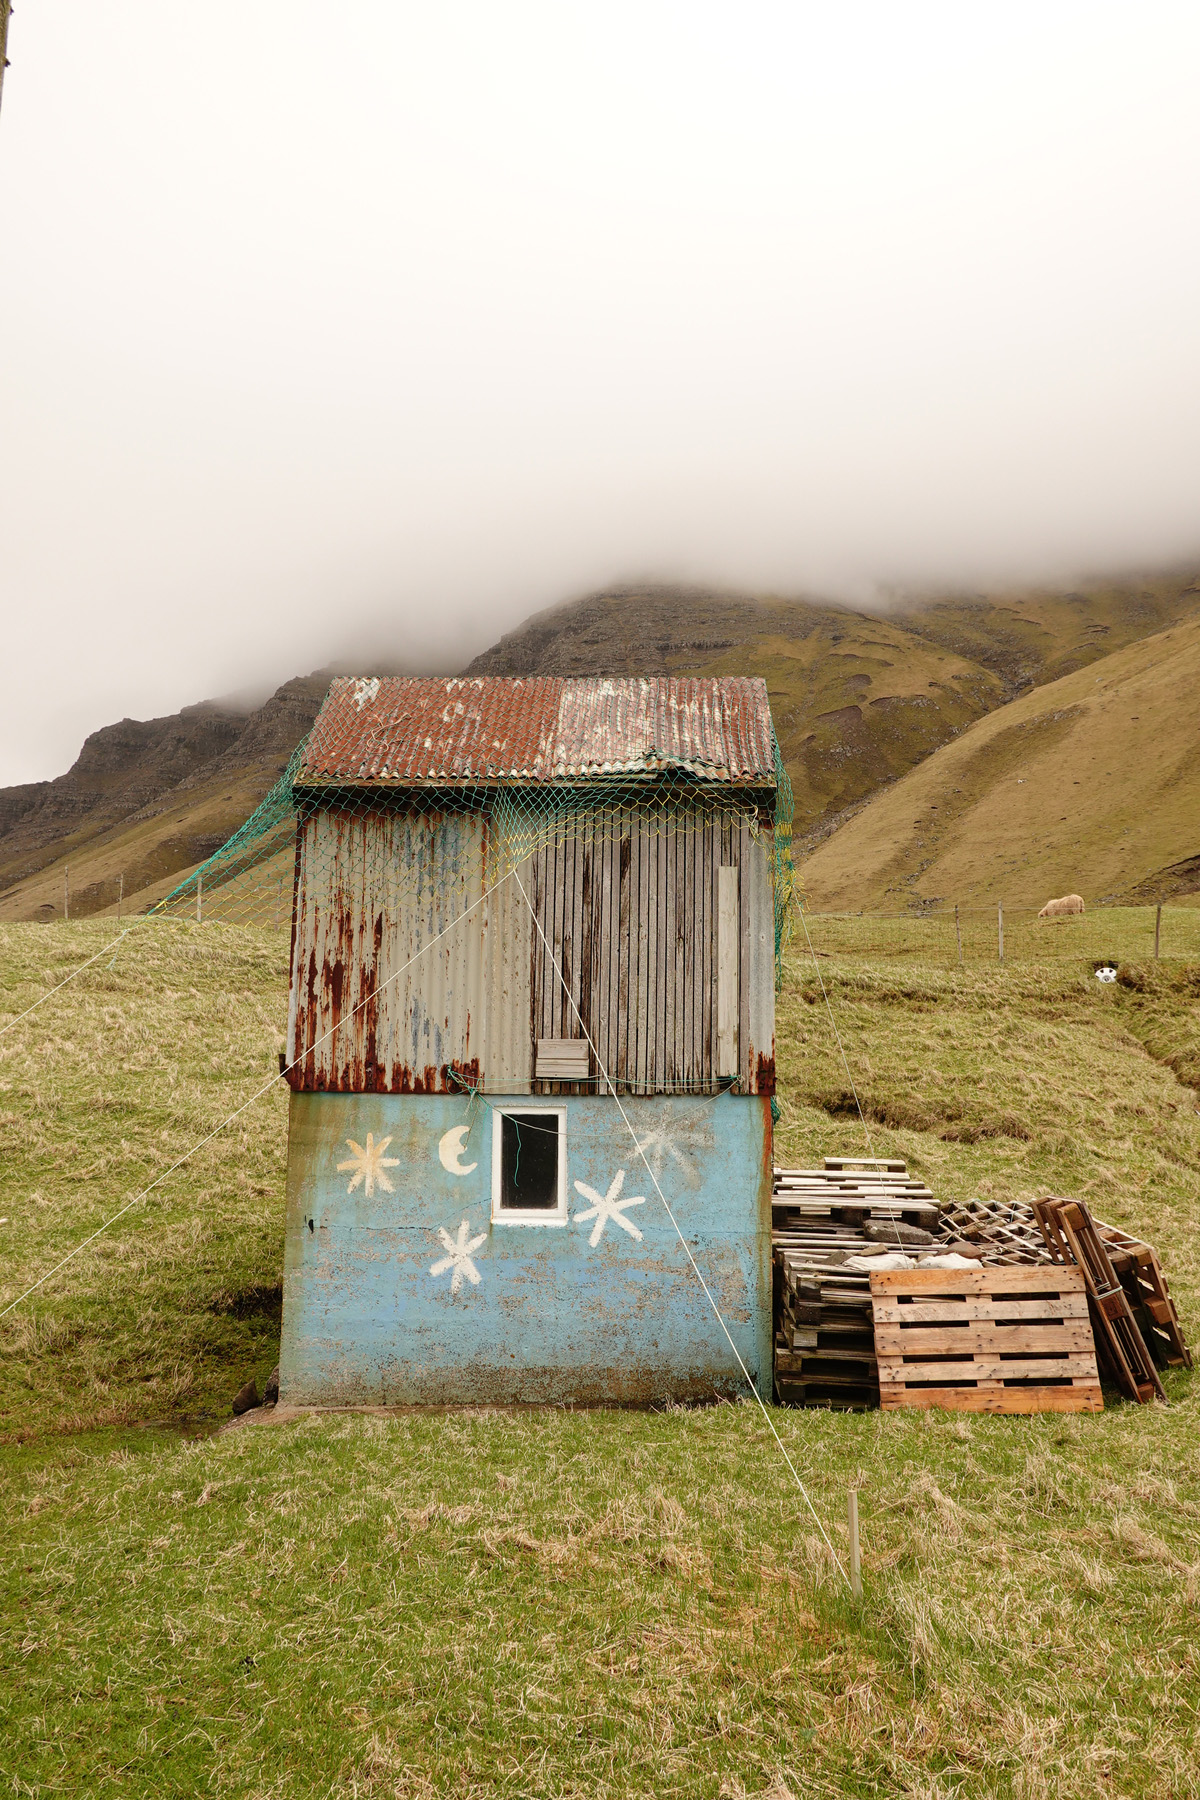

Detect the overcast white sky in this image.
[2,3,1199,784]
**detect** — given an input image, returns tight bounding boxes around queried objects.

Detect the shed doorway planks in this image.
[717,865,740,1078]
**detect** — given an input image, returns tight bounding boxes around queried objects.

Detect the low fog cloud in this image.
[2,2,1199,781]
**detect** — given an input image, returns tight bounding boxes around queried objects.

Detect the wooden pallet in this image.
[1095,1224,1192,1370]
[870,1265,1103,1413]
[1031,1198,1166,1404]
[936,1197,1052,1266]
[773,1159,939,1230]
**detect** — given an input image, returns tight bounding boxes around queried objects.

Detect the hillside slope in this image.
[891,572,1200,691]
[468,574,1200,851]
[468,584,1008,838]
[0,676,330,923]
[799,613,1200,911]
[3,568,1198,920]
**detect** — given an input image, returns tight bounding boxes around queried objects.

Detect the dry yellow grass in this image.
[800,614,1200,910]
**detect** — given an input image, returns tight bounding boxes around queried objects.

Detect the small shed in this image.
[279,674,783,1406]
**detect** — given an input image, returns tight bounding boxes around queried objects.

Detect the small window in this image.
[491,1106,566,1224]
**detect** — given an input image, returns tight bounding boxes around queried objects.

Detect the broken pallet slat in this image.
[1096,1228,1191,1370]
[869,1265,1103,1415]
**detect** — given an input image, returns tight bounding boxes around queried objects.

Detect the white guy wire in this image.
[512,868,850,1589]
[0,927,136,1041]
[0,872,513,1321]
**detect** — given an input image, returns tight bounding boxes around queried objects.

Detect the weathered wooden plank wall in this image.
[527,804,774,1095]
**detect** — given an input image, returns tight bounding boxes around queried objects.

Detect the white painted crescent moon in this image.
[438,1125,478,1176]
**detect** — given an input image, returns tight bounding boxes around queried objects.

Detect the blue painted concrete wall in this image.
[280,1092,772,1406]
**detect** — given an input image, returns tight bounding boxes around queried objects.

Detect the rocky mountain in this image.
[2,569,1198,920]
[0,675,331,921]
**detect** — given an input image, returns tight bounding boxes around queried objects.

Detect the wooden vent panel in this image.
[535,1039,591,1080]
[870,1265,1102,1414]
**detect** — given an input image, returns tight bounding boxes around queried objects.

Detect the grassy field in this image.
[1,921,1198,1797]
[799,904,1200,969]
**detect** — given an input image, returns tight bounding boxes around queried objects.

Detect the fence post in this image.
[848,1490,862,1598]
[117,872,123,923]
[955,903,963,965]
[196,871,203,926]
[64,865,70,922]
[1155,903,1162,961]
[998,902,1004,963]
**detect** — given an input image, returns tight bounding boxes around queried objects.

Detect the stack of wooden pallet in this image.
[773,1158,939,1237]
[773,1167,1189,1414]
[772,1158,940,1410]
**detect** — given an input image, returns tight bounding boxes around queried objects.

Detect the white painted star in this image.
[624,1108,713,1182]
[631,1120,691,1178]
[430,1219,487,1294]
[573,1169,646,1247]
[336,1133,401,1198]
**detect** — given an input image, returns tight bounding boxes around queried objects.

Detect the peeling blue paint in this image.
[280,1091,772,1406]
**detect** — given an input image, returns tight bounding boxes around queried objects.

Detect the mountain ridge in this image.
[2,568,1198,919]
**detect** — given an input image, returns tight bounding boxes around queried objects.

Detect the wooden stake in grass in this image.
[1155,902,1162,961]
[998,902,1004,964]
[196,871,203,926]
[117,873,123,923]
[64,866,70,923]
[955,902,963,966]
[848,1491,862,1599]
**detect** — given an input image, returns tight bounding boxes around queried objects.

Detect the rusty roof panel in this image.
[297,676,775,788]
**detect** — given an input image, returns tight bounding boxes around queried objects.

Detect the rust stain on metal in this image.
[754,1049,776,1096]
[296,675,777,788]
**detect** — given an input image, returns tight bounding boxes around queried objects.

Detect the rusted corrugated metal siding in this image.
[287,800,774,1095]
[286,807,532,1093]
[296,675,776,787]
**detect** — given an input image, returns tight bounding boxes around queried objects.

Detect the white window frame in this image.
[491,1104,567,1226]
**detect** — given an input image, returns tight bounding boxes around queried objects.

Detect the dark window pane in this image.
[499,1112,560,1210]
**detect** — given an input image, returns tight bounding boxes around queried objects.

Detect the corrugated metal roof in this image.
[297,676,776,788]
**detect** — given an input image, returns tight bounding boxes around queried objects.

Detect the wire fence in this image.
[794,903,1200,967]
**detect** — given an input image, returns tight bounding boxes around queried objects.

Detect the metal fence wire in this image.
[794,904,1200,966]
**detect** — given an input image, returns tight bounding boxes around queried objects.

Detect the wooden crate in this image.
[870,1266,1102,1414]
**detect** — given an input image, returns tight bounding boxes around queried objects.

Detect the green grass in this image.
[0,922,290,1433]
[1,922,1199,1797]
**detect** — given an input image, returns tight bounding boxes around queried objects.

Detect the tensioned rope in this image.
[0,927,136,1041]
[0,872,512,1322]
[510,866,851,1589]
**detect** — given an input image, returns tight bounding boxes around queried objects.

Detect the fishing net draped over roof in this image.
[154,675,796,972]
